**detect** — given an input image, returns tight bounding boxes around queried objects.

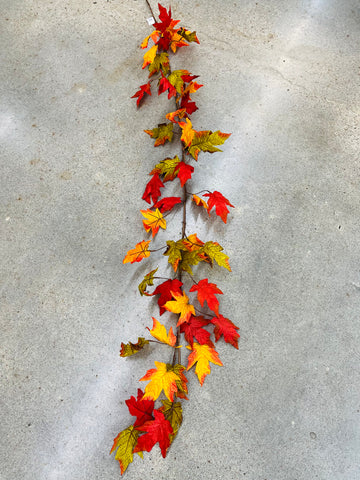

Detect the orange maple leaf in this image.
[164,290,195,326]
[178,118,195,147]
[141,208,166,237]
[142,45,158,69]
[123,240,151,264]
[187,342,223,386]
[140,361,183,401]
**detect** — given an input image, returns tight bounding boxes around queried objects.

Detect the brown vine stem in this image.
[145,0,157,22]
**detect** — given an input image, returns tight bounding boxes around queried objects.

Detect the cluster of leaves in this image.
[112,3,238,474]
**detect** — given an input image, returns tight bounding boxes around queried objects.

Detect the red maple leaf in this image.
[175,161,194,187]
[158,72,177,99]
[210,315,240,349]
[180,315,213,347]
[153,196,182,213]
[142,173,164,204]
[189,278,223,316]
[181,73,199,83]
[153,4,176,33]
[131,83,151,107]
[203,190,234,223]
[125,389,154,427]
[157,31,172,52]
[134,409,173,458]
[180,92,198,115]
[152,279,183,315]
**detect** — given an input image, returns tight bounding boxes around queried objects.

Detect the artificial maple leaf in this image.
[144,123,174,146]
[138,268,158,296]
[164,290,195,326]
[187,130,231,160]
[148,52,170,77]
[179,118,195,147]
[182,233,204,251]
[163,239,187,272]
[110,425,141,475]
[123,240,151,264]
[125,389,154,427]
[159,400,182,444]
[183,81,203,96]
[158,73,177,98]
[169,363,188,399]
[178,27,200,44]
[180,92,198,115]
[166,108,187,123]
[167,69,190,94]
[180,315,213,347]
[148,317,176,347]
[133,409,173,458]
[142,173,164,204]
[154,3,176,33]
[141,30,160,49]
[141,208,166,237]
[187,342,223,386]
[140,361,184,401]
[189,278,223,316]
[175,161,194,187]
[203,241,231,271]
[120,337,150,357]
[153,196,182,213]
[192,194,208,209]
[203,190,234,223]
[152,278,183,315]
[142,44,158,69]
[131,82,151,107]
[211,315,240,349]
[150,155,180,182]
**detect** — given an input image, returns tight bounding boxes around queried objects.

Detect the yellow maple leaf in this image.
[140,361,182,401]
[186,343,223,386]
[142,44,158,69]
[141,208,166,237]
[148,317,176,346]
[123,240,151,264]
[178,118,195,147]
[164,291,195,326]
[141,30,160,49]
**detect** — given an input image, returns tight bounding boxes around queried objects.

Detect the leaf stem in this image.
[145,0,157,22]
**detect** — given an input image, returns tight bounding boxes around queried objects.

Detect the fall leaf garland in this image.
[112,3,239,474]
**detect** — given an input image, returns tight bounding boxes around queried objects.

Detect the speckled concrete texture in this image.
[1,1,360,479]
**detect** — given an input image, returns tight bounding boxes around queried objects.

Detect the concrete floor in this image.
[1,0,360,479]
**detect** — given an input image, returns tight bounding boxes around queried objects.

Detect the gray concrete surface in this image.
[1,0,360,479]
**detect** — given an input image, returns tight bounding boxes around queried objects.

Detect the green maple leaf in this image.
[160,400,183,444]
[120,337,150,357]
[203,241,231,271]
[188,130,231,160]
[138,268,158,296]
[144,123,174,147]
[110,425,143,475]
[151,156,180,182]
[148,52,170,76]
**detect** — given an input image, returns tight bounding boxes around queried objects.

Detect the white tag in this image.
[147,16,155,25]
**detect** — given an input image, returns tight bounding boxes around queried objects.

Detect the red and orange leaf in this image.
[187,342,223,386]
[164,290,195,326]
[153,196,182,213]
[141,208,166,237]
[123,240,151,264]
[110,425,141,475]
[141,30,160,49]
[144,123,174,146]
[178,27,200,44]
[142,173,164,204]
[183,81,203,96]
[211,315,240,349]
[158,73,177,98]
[134,409,173,458]
[131,82,152,107]
[179,118,195,147]
[120,337,150,357]
[192,194,208,209]
[140,361,183,401]
[148,317,176,346]
[189,278,223,316]
[166,108,187,123]
[203,190,235,223]
[154,4,177,33]
[152,279,183,315]
[150,156,180,182]
[142,45,158,69]
[175,161,194,187]
[182,233,204,252]
[180,315,213,347]
[125,389,154,427]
